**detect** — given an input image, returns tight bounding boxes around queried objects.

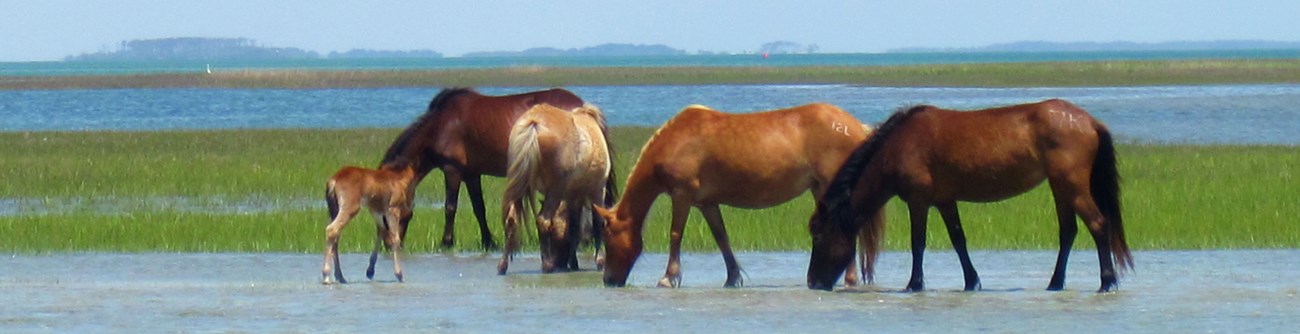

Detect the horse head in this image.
[806,203,858,290]
[593,204,641,287]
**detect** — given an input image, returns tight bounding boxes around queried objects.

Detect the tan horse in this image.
[593,103,882,288]
[807,99,1132,292]
[498,104,614,275]
[321,160,417,284]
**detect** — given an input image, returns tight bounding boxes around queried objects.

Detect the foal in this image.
[321,160,417,284]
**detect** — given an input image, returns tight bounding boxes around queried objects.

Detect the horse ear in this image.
[591,204,615,221]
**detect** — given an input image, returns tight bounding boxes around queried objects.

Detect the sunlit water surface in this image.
[2,250,1296,332]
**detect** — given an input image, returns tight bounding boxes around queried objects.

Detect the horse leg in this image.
[562,200,583,271]
[658,199,692,288]
[465,174,498,250]
[441,169,463,249]
[1047,197,1079,291]
[497,200,521,275]
[385,212,406,283]
[1074,195,1119,292]
[588,190,606,270]
[322,201,358,284]
[700,204,743,288]
[843,230,861,287]
[936,203,980,291]
[905,202,930,292]
[367,211,385,280]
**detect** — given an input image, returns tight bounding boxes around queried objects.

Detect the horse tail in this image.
[325,180,340,222]
[817,105,926,278]
[504,115,543,248]
[1091,124,1133,272]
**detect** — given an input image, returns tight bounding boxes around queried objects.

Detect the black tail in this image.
[326,181,340,222]
[1091,125,1133,272]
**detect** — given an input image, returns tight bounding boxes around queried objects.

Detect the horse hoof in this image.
[656,277,680,288]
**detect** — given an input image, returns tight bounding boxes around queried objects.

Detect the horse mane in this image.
[381,87,477,164]
[819,105,930,232]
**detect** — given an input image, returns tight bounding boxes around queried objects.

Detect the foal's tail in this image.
[1091,125,1134,272]
[325,180,340,222]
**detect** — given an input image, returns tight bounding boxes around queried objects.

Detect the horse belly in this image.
[698,169,811,209]
[947,166,1046,202]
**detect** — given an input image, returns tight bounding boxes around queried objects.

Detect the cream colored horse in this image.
[498,104,614,275]
[321,161,416,284]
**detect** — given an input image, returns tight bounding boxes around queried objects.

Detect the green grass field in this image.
[5,59,1300,90]
[2,128,1296,254]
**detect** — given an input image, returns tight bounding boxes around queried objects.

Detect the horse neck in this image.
[610,167,661,231]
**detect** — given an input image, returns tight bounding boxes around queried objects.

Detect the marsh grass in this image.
[6,59,1300,90]
[1,129,1297,254]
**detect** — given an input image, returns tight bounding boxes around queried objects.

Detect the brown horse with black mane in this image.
[807,99,1132,293]
[593,103,881,288]
[382,87,614,250]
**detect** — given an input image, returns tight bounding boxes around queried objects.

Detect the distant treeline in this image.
[462,43,687,57]
[891,40,1300,53]
[65,37,442,61]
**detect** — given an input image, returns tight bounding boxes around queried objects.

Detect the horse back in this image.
[445,89,586,176]
[889,99,1102,202]
[640,103,866,207]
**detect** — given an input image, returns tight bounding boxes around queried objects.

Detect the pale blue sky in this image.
[3,0,1299,61]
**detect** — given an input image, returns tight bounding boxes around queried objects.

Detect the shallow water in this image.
[2,250,1296,332]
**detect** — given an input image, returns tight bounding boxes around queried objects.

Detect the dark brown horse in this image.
[807,99,1132,293]
[383,88,612,250]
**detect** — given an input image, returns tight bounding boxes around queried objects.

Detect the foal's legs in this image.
[658,198,692,288]
[366,212,404,282]
[936,203,980,291]
[465,174,498,250]
[905,202,930,292]
[366,211,385,280]
[700,204,743,288]
[322,199,359,284]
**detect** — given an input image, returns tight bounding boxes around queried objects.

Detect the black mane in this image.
[819,105,930,232]
[380,87,476,165]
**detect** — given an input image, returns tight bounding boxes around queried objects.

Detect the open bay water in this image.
[6,50,1300,76]
[2,250,1297,332]
[2,84,1298,144]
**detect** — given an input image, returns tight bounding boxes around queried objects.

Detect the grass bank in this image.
[5,59,1300,90]
[2,128,1296,254]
